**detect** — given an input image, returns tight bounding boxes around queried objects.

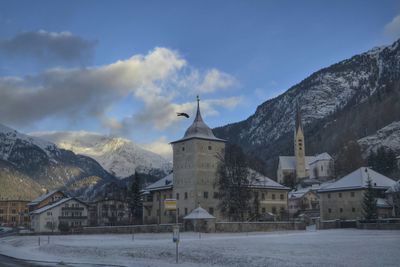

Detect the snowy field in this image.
[0,229,400,267]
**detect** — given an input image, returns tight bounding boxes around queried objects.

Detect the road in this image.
[0,254,50,267]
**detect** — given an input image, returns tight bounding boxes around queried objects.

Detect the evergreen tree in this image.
[368,146,397,176]
[216,144,252,221]
[362,175,377,221]
[128,172,143,224]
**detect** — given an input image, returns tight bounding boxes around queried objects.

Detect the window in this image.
[340,208,343,213]
[272,194,275,200]
[47,211,52,216]
[209,207,214,215]
[338,193,342,198]
[176,193,179,200]
[12,209,16,214]
[280,194,284,200]
[327,193,331,199]
[351,192,355,197]
[272,207,277,214]
[204,192,209,199]
[184,208,188,215]
[163,194,166,200]
[184,192,188,199]
[0,209,3,214]
[352,208,356,212]
[213,192,219,199]
[182,147,185,151]
[11,216,16,222]
[208,146,212,150]
[262,208,266,213]
[261,193,265,200]
[328,208,332,213]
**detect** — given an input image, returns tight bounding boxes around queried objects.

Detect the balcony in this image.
[62,207,84,211]
[59,216,88,220]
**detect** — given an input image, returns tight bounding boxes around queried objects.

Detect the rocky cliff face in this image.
[0,123,117,199]
[214,39,400,178]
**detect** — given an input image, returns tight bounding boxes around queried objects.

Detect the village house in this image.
[30,197,88,233]
[27,190,67,212]
[288,188,319,218]
[385,180,400,217]
[0,199,30,227]
[318,167,396,221]
[91,198,131,226]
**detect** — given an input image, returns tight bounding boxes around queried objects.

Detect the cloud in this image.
[384,14,400,39]
[196,68,237,93]
[0,47,240,135]
[0,30,97,65]
[141,136,173,160]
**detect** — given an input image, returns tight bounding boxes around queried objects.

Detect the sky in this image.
[0,0,399,159]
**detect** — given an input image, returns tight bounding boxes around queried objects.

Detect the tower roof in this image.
[295,104,303,132]
[171,96,225,144]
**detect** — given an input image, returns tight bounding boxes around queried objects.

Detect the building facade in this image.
[92,199,131,226]
[30,197,88,233]
[319,167,396,221]
[27,190,66,212]
[0,200,30,226]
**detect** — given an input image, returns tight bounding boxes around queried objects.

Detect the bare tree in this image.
[216,144,252,221]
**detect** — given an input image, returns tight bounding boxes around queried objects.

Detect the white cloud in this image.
[197,68,237,93]
[384,14,400,39]
[0,47,240,136]
[141,136,173,160]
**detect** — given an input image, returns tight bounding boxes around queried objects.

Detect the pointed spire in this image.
[295,103,303,132]
[171,95,225,143]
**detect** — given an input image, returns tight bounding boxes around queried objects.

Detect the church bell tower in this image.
[294,105,306,180]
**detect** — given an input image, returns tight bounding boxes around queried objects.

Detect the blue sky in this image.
[0,0,399,158]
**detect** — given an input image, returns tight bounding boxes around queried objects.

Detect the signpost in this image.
[164,199,179,263]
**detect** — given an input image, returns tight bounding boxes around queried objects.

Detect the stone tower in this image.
[171,96,226,220]
[294,105,306,180]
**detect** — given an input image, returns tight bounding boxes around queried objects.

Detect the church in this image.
[142,97,289,224]
[277,107,334,185]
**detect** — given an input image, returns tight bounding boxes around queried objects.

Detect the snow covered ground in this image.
[0,229,399,267]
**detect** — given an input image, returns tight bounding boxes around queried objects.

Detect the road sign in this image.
[173,225,180,243]
[164,199,177,210]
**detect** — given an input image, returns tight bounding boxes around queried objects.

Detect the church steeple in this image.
[294,103,306,180]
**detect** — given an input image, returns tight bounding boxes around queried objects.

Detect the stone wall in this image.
[215,221,306,232]
[356,220,400,230]
[317,220,357,230]
[82,224,181,234]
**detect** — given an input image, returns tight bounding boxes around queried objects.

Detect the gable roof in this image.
[184,206,215,220]
[386,180,400,194]
[309,152,333,165]
[145,173,173,192]
[278,156,315,170]
[250,170,290,190]
[30,197,88,215]
[319,167,395,193]
[27,190,66,206]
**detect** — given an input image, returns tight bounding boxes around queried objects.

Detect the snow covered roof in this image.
[171,97,225,144]
[386,180,400,194]
[308,153,333,165]
[250,170,290,190]
[319,167,396,193]
[183,206,215,220]
[145,173,173,191]
[30,197,87,215]
[376,198,392,208]
[289,188,314,199]
[28,190,66,206]
[278,156,315,170]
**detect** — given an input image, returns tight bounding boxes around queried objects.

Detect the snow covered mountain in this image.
[31,131,172,179]
[214,39,400,177]
[0,123,117,199]
[358,121,400,157]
